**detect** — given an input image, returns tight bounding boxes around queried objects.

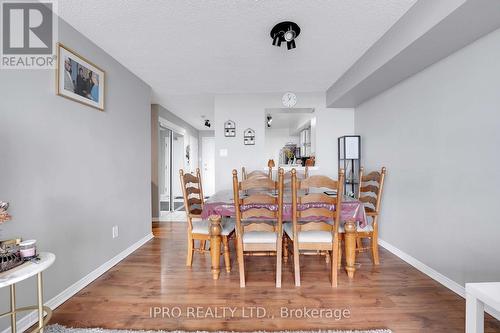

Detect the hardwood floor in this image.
[49,222,500,332]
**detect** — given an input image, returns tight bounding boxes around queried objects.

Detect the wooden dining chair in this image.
[242,166,272,180]
[180,168,235,270]
[284,169,345,287]
[355,166,386,265]
[283,166,309,185]
[232,168,284,288]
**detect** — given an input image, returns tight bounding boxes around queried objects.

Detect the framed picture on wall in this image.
[56,43,105,111]
[244,128,255,145]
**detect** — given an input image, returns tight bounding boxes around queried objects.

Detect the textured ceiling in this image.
[59,0,416,129]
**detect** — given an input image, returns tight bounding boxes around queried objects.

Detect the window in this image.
[299,127,311,157]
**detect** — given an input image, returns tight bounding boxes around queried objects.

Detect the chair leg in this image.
[338,239,343,269]
[356,238,363,251]
[371,218,380,265]
[276,236,282,288]
[283,236,289,263]
[292,240,301,287]
[331,239,338,287]
[200,240,206,251]
[186,234,194,267]
[222,236,231,273]
[237,236,246,288]
[233,235,239,264]
[325,250,330,263]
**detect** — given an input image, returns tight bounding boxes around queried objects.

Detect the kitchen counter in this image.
[266,165,319,171]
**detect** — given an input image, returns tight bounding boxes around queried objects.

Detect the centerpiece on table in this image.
[0,201,24,272]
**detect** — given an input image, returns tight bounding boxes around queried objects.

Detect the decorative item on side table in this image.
[224,120,236,137]
[56,43,105,111]
[243,128,255,145]
[19,240,37,260]
[0,201,11,223]
[0,202,23,273]
[0,202,55,333]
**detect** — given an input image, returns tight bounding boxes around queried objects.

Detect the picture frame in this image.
[244,128,255,145]
[56,43,105,111]
[224,120,236,137]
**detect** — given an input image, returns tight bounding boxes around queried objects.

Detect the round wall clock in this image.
[282,92,297,108]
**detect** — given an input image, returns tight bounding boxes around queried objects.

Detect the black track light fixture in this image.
[270,21,300,50]
[266,115,273,128]
[272,32,283,47]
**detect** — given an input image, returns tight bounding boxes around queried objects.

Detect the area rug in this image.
[45,324,392,333]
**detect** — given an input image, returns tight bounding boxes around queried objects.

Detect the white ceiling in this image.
[59,0,416,129]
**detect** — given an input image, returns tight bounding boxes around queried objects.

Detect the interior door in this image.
[201,136,215,196]
[159,127,172,209]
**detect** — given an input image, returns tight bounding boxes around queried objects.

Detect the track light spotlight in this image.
[284,30,296,42]
[266,115,273,128]
[272,33,282,47]
[270,21,300,50]
[204,119,211,128]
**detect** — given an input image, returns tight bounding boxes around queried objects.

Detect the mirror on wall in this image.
[264,108,316,167]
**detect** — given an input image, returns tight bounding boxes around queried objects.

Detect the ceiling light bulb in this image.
[284,30,296,42]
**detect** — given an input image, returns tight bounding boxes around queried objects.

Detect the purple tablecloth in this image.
[201,190,367,228]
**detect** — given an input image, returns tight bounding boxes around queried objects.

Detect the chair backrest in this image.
[242,166,272,180]
[291,169,345,237]
[232,168,284,236]
[179,168,204,228]
[284,166,308,183]
[357,167,386,214]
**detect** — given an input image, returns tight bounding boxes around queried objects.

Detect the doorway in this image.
[159,125,185,213]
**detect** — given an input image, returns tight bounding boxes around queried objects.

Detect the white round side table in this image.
[0,252,56,333]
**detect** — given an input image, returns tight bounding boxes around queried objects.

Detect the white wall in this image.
[0,19,152,330]
[214,92,354,191]
[355,28,500,286]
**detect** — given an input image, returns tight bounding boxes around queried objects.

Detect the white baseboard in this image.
[2,233,154,333]
[379,238,500,321]
[154,219,186,223]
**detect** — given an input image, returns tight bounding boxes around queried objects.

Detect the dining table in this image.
[201,189,367,280]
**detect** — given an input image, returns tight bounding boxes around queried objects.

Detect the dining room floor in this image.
[49,221,500,332]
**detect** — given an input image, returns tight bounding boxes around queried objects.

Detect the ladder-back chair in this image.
[355,167,386,264]
[283,166,309,186]
[180,168,235,271]
[232,168,284,288]
[284,169,345,287]
[242,166,272,180]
